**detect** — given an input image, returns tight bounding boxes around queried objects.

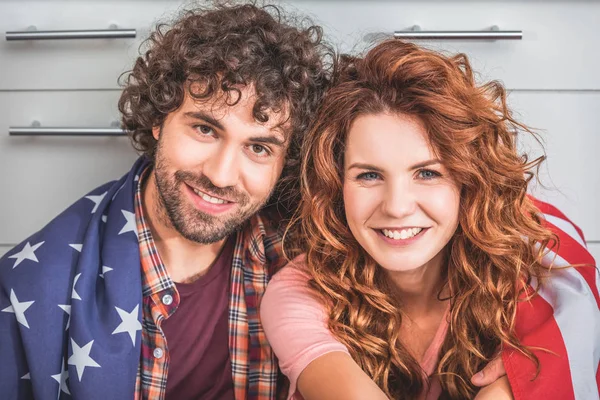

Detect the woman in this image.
[261,40,599,400]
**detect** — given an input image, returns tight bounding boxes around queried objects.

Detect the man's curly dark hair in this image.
[118,1,335,217]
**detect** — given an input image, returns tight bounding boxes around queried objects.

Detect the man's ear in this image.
[152,126,160,141]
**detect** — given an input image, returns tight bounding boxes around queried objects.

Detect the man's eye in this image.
[196,125,214,136]
[357,172,380,181]
[250,144,269,156]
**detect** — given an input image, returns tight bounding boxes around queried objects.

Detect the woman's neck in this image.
[386,250,448,317]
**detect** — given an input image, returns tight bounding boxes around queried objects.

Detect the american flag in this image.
[0,158,146,399]
[504,198,600,400]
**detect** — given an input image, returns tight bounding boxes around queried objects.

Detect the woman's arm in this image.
[261,261,388,400]
[297,352,388,400]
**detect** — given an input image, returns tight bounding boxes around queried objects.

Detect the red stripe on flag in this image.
[503,289,575,400]
[543,219,599,309]
[597,364,600,396]
[597,365,600,397]
[531,197,586,243]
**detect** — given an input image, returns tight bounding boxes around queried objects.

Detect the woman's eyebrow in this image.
[347,163,384,173]
[410,159,441,169]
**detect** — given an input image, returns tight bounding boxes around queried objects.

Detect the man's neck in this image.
[142,170,229,283]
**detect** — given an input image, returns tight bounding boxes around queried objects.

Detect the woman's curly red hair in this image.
[292,40,557,399]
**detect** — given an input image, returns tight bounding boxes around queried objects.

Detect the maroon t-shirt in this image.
[162,238,235,400]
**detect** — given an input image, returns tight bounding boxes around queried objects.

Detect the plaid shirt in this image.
[133,167,286,400]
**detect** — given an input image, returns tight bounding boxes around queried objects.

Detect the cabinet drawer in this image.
[2,1,599,90]
[0,90,139,243]
[510,92,600,240]
[295,1,600,90]
[0,0,180,90]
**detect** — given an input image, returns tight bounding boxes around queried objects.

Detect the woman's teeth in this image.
[193,188,228,205]
[382,227,423,240]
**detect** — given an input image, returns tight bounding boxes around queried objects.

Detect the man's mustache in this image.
[175,170,248,205]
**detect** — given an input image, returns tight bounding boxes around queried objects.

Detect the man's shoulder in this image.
[236,208,289,275]
[256,206,286,234]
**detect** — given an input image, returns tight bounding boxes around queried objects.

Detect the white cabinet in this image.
[0,0,598,248]
[2,1,600,89]
[510,92,600,241]
[294,1,600,90]
[0,91,139,243]
[0,0,182,89]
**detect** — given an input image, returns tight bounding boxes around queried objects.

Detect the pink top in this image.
[261,256,449,400]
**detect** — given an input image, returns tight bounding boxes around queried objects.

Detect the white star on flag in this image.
[58,304,71,330]
[71,273,82,301]
[68,339,101,381]
[69,244,82,252]
[112,305,142,345]
[118,210,138,238]
[101,215,108,223]
[2,289,35,328]
[21,373,30,380]
[84,191,107,214]
[99,266,113,279]
[8,241,44,269]
[51,359,71,395]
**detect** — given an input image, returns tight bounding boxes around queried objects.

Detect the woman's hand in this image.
[470,355,506,387]
[472,355,513,399]
[474,376,514,400]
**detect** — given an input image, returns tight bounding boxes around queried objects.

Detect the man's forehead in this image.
[184,81,291,138]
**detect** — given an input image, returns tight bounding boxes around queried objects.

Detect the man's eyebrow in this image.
[248,135,286,148]
[184,111,286,147]
[347,163,385,172]
[410,159,441,169]
[183,111,224,130]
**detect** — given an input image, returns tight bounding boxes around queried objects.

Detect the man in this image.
[0,3,332,399]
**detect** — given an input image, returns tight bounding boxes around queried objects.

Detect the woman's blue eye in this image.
[357,172,380,181]
[418,169,440,180]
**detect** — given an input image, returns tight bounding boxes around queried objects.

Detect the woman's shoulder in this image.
[262,253,326,319]
[269,253,311,284]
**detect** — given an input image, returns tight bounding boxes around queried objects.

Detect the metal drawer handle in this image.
[6,24,136,41]
[394,25,522,40]
[9,121,126,137]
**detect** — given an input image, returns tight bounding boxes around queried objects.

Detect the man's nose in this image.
[202,144,240,189]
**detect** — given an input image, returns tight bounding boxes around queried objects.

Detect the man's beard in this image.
[153,150,268,244]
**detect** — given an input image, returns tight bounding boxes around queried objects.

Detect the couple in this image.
[0,3,597,400]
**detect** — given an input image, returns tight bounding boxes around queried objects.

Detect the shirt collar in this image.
[134,166,277,297]
[135,166,174,297]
